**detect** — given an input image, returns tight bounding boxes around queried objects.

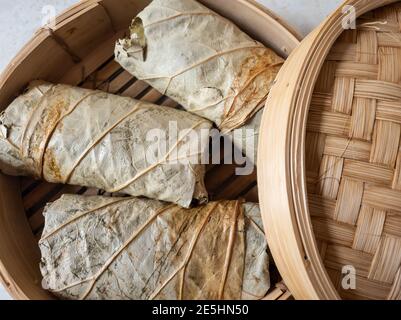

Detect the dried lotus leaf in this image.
[0,82,212,207]
[39,195,270,300]
[115,0,284,161]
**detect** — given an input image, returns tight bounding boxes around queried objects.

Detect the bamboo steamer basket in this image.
[260,0,401,300]
[0,0,300,300]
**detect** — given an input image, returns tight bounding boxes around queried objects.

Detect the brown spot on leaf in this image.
[44,148,62,181]
[221,48,284,132]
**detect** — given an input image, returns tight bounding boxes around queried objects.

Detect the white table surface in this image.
[0,0,343,300]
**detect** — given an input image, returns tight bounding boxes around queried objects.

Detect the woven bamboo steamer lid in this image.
[259,0,401,300]
[0,0,300,300]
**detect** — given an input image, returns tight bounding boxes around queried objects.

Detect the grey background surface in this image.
[0,0,343,300]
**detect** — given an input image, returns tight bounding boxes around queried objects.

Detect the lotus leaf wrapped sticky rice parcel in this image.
[115,0,284,162]
[39,195,270,300]
[0,82,212,208]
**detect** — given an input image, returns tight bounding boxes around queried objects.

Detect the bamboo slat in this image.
[383,214,401,237]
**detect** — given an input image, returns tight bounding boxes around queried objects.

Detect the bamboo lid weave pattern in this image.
[306,3,401,300]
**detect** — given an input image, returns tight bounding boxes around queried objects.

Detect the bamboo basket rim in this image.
[258,0,401,300]
[0,0,301,300]
[237,0,302,43]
